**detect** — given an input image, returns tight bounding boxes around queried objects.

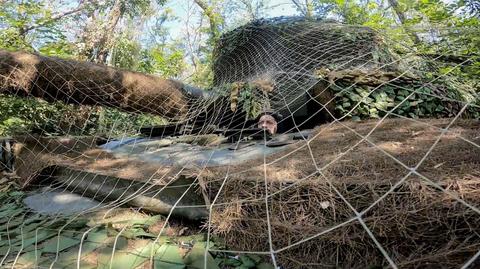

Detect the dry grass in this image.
[10,118,480,268]
[203,118,480,268]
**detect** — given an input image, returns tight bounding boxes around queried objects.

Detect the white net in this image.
[1,17,479,269]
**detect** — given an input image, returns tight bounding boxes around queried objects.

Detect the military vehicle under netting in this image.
[1,18,479,269]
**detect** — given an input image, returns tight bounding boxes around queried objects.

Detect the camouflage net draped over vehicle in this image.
[0,17,480,269]
[206,18,478,124]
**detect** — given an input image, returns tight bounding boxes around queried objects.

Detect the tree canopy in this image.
[1,0,476,82]
[0,0,478,136]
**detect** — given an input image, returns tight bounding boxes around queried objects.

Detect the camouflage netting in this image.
[203,118,480,269]
[213,18,400,82]
[1,17,479,269]
[210,18,397,120]
[206,18,478,126]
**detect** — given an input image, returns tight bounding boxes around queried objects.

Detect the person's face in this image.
[258,114,277,135]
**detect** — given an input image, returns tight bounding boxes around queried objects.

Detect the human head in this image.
[257,111,282,135]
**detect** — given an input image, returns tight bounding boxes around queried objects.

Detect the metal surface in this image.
[24,188,102,215]
[100,132,310,167]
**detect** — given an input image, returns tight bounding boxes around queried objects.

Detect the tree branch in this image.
[291,0,307,16]
[194,0,222,42]
[20,1,95,35]
[387,0,422,45]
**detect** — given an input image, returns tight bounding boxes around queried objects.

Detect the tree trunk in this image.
[194,0,222,43]
[291,0,314,19]
[305,0,314,19]
[93,0,123,64]
[388,0,422,45]
[0,50,190,120]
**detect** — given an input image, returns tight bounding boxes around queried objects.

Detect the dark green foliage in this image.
[332,79,479,120]
[95,107,167,137]
[0,183,273,269]
[0,95,166,137]
[0,95,89,136]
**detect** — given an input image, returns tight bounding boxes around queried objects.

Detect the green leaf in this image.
[183,243,220,269]
[9,191,24,197]
[0,229,55,252]
[15,250,43,268]
[398,89,410,96]
[0,215,25,231]
[122,227,156,239]
[42,236,80,253]
[247,254,262,264]
[55,241,102,268]
[65,219,89,229]
[239,255,256,268]
[155,262,185,269]
[0,203,17,213]
[256,262,275,269]
[352,116,361,122]
[98,244,153,269]
[20,219,50,234]
[221,257,242,266]
[86,230,110,244]
[0,207,23,220]
[154,244,185,269]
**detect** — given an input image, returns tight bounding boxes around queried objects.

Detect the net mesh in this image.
[1,17,479,269]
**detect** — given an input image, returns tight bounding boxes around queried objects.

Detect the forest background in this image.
[0,0,478,136]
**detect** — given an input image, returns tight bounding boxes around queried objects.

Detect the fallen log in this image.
[0,50,192,120]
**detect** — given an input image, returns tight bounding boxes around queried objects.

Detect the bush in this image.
[0,95,166,137]
[328,72,479,121]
